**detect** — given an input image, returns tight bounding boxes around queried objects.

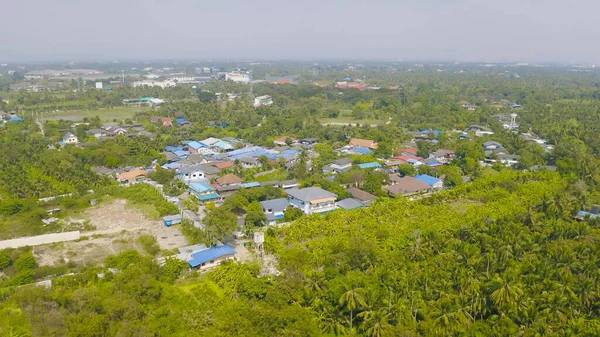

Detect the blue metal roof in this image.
[189,182,215,193]
[414,174,441,186]
[352,146,372,155]
[162,162,181,169]
[165,145,178,151]
[187,141,205,149]
[197,193,220,201]
[188,245,236,268]
[240,182,261,188]
[176,118,188,124]
[427,161,441,167]
[578,211,600,219]
[358,162,382,169]
[226,146,269,160]
[173,150,189,157]
[9,116,24,122]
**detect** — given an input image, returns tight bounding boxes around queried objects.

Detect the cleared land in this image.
[33,199,188,267]
[41,106,147,121]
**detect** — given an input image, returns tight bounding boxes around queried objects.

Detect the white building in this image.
[225,72,250,83]
[62,132,79,144]
[95,82,103,89]
[133,80,176,89]
[254,95,273,107]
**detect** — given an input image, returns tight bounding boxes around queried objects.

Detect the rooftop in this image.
[188,245,236,268]
[286,187,337,202]
[337,198,365,210]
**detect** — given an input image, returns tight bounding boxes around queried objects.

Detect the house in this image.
[279,180,299,189]
[336,198,365,210]
[347,146,373,155]
[383,159,404,172]
[216,174,243,187]
[150,116,161,123]
[349,138,379,150]
[240,157,259,168]
[399,148,418,156]
[161,117,173,127]
[414,174,444,190]
[216,184,242,199]
[162,214,183,227]
[86,128,107,139]
[421,158,442,169]
[286,187,337,214]
[260,198,290,225]
[187,141,206,154]
[358,162,382,170]
[188,245,236,270]
[430,149,455,163]
[323,157,353,174]
[116,169,148,183]
[299,138,319,146]
[384,176,431,197]
[178,153,208,166]
[347,188,377,206]
[178,165,210,184]
[177,118,191,127]
[497,154,520,166]
[483,141,503,150]
[254,95,273,107]
[107,126,127,136]
[149,98,166,107]
[189,182,220,201]
[62,132,79,144]
[274,136,297,146]
[213,161,235,170]
[465,125,494,136]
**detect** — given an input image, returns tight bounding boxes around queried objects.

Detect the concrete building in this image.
[286,187,337,214]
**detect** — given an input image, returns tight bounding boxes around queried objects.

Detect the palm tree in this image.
[339,287,367,335]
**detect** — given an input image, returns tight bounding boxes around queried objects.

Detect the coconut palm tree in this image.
[339,287,367,335]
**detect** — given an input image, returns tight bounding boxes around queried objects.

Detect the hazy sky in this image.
[1,0,599,63]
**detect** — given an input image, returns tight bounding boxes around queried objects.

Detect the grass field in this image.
[41,106,149,121]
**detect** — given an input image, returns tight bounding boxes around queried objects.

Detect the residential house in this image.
[279,180,299,189]
[384,176,431,197]
[274,136,298,146]
[260,198,290,225]
[216,174,243,187]
[150,116,161,123]
[107,126,127,136]
[429,149,455,163]
[414,174,444,190]
[336,198,364,210]
[286,187,337,214]
[421,158,442,169]
[116,169,148,183]
[483,141,503,150]
[187,141,205,154]
[299,138,319,146]
[216,184,241,199]
[323,157,353,174]
[189,182,220,202]
[86,128,107,139]
[392,155,423,166]
[347,187,377,206]
[161,117,173,127]
[465,125,494,136]
[497,154,520,166]
[383,159,404,172]
[213,161,235,170]
[358,162,382,170]
[178,154,208,166]
[349,138,379,150]
[177,118,191,127]
[62,132,79,144]
[188,245,236,270]
[178,165,213,184]
[240,157,259,168]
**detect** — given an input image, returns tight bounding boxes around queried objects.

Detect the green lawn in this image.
[319,109,388,126]
[42,106,149,121]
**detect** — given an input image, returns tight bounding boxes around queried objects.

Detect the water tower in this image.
[254,231,265,257]
[510,113,518,129]
[192,85,197,96]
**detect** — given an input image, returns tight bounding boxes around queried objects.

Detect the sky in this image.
[1,0,599,63]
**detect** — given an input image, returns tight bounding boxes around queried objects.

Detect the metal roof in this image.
[188,245,236,268]
[336,198,364,210]
[414,174,442,187]
[260,198,290,212]
[286,187,337,202]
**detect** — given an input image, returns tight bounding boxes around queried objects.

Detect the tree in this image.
[245,201,266,227]
[398,164,417,177]
[440,166,463,187]
[339,287,366,334]
[362,171,388,195]
[283,206,304,222]
[0,251,11,269]
[204,207,239,244]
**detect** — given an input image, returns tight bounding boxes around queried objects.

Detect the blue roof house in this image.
[188,245,236,269]
[189,182,220,201]
[358,162,382,170]
[414,174,443,190]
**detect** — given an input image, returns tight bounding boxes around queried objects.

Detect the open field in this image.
[33,199,188,267]
[41,106,148,121]
[319,109,388,126]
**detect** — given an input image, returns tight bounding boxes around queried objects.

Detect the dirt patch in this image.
[33,200,189,267]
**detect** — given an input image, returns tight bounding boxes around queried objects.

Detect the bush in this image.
[137,234,161,256]
[105,250,143,269]
[14,253,37,272]
[0,251,11,269]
